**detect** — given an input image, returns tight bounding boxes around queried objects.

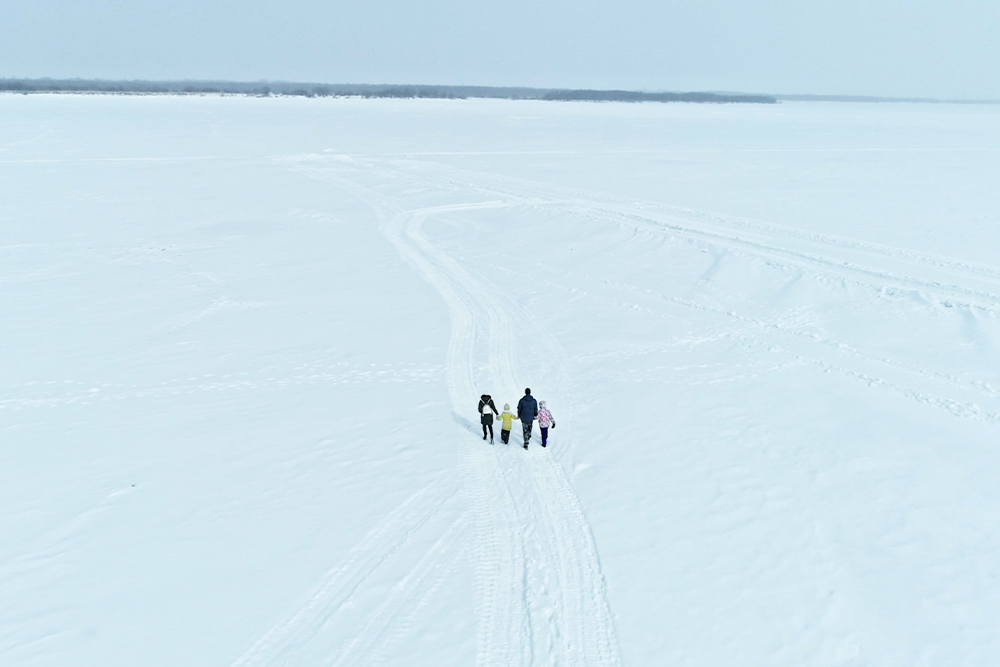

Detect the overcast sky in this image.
[2,0,998,98]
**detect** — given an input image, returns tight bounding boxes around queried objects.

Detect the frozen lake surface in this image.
[3,94,1000,666]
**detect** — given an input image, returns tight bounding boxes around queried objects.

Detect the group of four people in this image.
[478,388,555,449]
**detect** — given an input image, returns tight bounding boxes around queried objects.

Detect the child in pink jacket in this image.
[538,401,555,448]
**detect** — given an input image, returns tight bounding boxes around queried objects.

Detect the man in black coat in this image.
[516,388,538,449]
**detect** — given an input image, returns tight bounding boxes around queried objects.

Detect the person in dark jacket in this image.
[516,388,538,449]
[478,394,498,443]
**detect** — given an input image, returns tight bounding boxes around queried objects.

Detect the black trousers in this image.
[500,429,510,444]
[482,423,494,439]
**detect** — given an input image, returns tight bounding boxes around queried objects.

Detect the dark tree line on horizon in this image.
[0,78,778,104]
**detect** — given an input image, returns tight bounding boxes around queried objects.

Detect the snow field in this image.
[3,94,1000,666]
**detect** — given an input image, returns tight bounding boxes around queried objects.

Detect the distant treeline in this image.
[542,89,775,103]
[0,78,777,104]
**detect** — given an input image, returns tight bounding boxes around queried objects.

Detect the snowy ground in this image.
[3,94,1000,666]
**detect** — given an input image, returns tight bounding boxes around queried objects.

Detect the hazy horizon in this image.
[3,77,1000,106]
[3,1,999,100]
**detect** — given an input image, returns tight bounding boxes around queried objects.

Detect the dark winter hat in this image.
[524,388,531,395]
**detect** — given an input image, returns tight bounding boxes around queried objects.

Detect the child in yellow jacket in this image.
[498,404,516,445]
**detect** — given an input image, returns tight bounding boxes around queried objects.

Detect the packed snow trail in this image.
[385,203,533,667]
[389,204,621,666]
[324,165,621,666]
[236,159,621,666]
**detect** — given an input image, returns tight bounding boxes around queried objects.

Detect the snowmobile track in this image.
[279,158,621,666]
[381,159,1000,427]
[229,478,458,667]
[395,203,622,666]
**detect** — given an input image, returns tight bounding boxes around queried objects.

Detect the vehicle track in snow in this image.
[260,157,622,666]
[390,203,622,666]
[230,477,461,667]
[390,159,1000,313]
[321,151,1000,427]
[329,519,470,667]
[376,158,1000,427]
[384,202,533,667]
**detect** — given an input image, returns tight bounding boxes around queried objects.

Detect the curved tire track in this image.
[277,157,622,665]
[393,204,622,666]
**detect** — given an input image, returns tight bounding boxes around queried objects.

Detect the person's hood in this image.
[539,401,546,408]
[481,394,490,401]
[504,403,510,410]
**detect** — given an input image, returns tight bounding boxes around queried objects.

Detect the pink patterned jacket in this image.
[538,407,554,428]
